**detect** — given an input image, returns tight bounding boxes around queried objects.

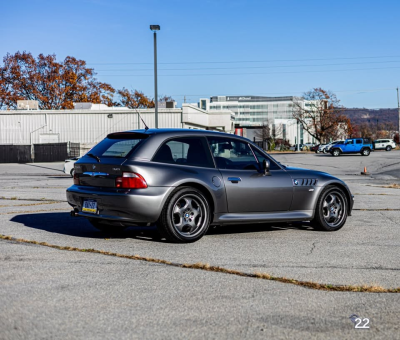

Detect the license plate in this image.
[82,199,97,214]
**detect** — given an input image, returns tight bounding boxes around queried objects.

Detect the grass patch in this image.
[1,234,399,293]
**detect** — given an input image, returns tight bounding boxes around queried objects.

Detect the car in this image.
[303,143,315,150]
[330,138,374,157]
[373,139,397,151]
[316,144,327,153]
[66,129,354,243]
[310,144,320,152]
[323,140,345,154]
[63,157,79,177]
[291,143,304,151]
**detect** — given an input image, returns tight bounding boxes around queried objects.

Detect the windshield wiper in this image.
[87,153,101,163]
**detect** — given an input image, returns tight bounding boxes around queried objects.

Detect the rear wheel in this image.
[332,149,340,157]
[157,187,211,243]
[70,168,75,177]
[311,186,348,231]
[361,148,371,156]
[386,145,392,151]
[89,219,126,233]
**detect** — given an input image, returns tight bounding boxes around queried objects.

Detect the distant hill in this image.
[343,108,399,130]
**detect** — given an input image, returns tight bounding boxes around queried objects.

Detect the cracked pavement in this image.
[0,152,399,339]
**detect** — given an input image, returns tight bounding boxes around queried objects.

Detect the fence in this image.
[0,142,80,163]
[0,145,32,163]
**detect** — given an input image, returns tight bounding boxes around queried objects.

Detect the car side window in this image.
[251,147,282,171]
[152,137,214,168]
[356,139,362,144]
[207,137,258,170]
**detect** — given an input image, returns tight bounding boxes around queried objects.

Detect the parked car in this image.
[323,140,345,154]
[303,143,316,150]
[291,144,304,151]
[330,138,374,157]
[316,144,327,153]
[67,129,353,243]
[310,144,320,152]
[63,157,79,177]
[373,139,397,151]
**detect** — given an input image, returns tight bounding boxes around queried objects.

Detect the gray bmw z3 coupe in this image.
[67,129,354,243]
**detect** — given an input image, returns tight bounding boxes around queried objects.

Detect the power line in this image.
[164,88,397,97]
[88,55,400,65]
[95,60,400,72]
[96,65,400,77]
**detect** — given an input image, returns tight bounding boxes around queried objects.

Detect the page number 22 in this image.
[355,318,370,329]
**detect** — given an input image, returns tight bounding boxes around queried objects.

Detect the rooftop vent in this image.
[17,100,39,110]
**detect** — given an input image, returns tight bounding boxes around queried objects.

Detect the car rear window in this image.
[152,137,214,168]
[88,133,148,158]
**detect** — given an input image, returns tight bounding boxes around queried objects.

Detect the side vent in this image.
[293,178,318,186]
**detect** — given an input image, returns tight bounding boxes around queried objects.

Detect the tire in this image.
[70,168,75,178]
[323,149,328,154]
[89,219,126,233]
[311,185,348,231]
[361,148,371,156]
[386,145,392,151]
[332,149,340,157]
[157,187,211,243]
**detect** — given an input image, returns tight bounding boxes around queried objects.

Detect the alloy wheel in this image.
[322,193,346,228]
[171,194,207,237]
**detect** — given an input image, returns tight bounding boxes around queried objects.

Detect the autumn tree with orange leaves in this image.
[293,88,353,143]
[0,52,122,110]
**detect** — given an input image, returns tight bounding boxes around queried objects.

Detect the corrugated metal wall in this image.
[0,110,183,145]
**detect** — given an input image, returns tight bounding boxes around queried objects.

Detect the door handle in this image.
[228,177,241,183]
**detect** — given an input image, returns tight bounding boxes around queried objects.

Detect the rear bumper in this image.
[66,185,173,223]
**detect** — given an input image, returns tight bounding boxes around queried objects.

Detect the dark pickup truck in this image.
[330,138,374,157]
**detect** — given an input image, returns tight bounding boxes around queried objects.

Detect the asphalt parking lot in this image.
[0,151,399,339]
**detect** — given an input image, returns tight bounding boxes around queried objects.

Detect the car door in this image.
[343,139,356,152]
[207,136,293,213]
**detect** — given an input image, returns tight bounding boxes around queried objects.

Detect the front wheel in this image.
[386,145,392,151]
[311,186,348,231]
[332,149,340,157]
[361,148,371,156]
[323,149,328,154]
[157,187,211,243]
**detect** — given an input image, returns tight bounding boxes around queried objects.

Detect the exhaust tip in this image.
[70,210,78,217]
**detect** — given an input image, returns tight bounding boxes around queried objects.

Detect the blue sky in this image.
[2,0,400,108]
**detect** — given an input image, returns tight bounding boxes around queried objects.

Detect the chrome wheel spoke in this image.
[171,194,206,237]
[322,191,345,227]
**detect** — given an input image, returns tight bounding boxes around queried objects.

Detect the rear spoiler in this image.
[107,132,149,139]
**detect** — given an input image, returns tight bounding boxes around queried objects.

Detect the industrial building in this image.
[0,102,234,156]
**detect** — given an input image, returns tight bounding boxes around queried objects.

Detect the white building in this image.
[205,95,316,145]
[0,102,234,155]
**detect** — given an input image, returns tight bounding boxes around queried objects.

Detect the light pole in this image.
[150,25,160,128]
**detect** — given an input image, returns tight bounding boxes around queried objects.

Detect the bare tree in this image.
[293,88,352,143]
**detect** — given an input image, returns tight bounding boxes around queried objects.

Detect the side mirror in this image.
[263,159,271,176]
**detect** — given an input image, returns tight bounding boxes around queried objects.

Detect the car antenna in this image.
[134,109,149,131]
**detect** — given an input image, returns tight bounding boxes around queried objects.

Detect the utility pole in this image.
[397,87,400,133]
[150,25,160,128]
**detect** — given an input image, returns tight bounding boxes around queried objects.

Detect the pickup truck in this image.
[330,138,374,157]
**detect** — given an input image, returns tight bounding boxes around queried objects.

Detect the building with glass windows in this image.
[203,95,315,145]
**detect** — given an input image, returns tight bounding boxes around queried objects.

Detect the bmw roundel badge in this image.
[294,179,299,186]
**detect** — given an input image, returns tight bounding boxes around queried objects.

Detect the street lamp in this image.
[150,25,160,128]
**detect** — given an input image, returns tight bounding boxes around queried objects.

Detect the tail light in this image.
[73,173,80,185]
[115,172,147,189]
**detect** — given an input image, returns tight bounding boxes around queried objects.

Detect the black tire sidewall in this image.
[312,186,348,231]
[362,148,370,156]
[386,146,392,151]
[159,187,211,243]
